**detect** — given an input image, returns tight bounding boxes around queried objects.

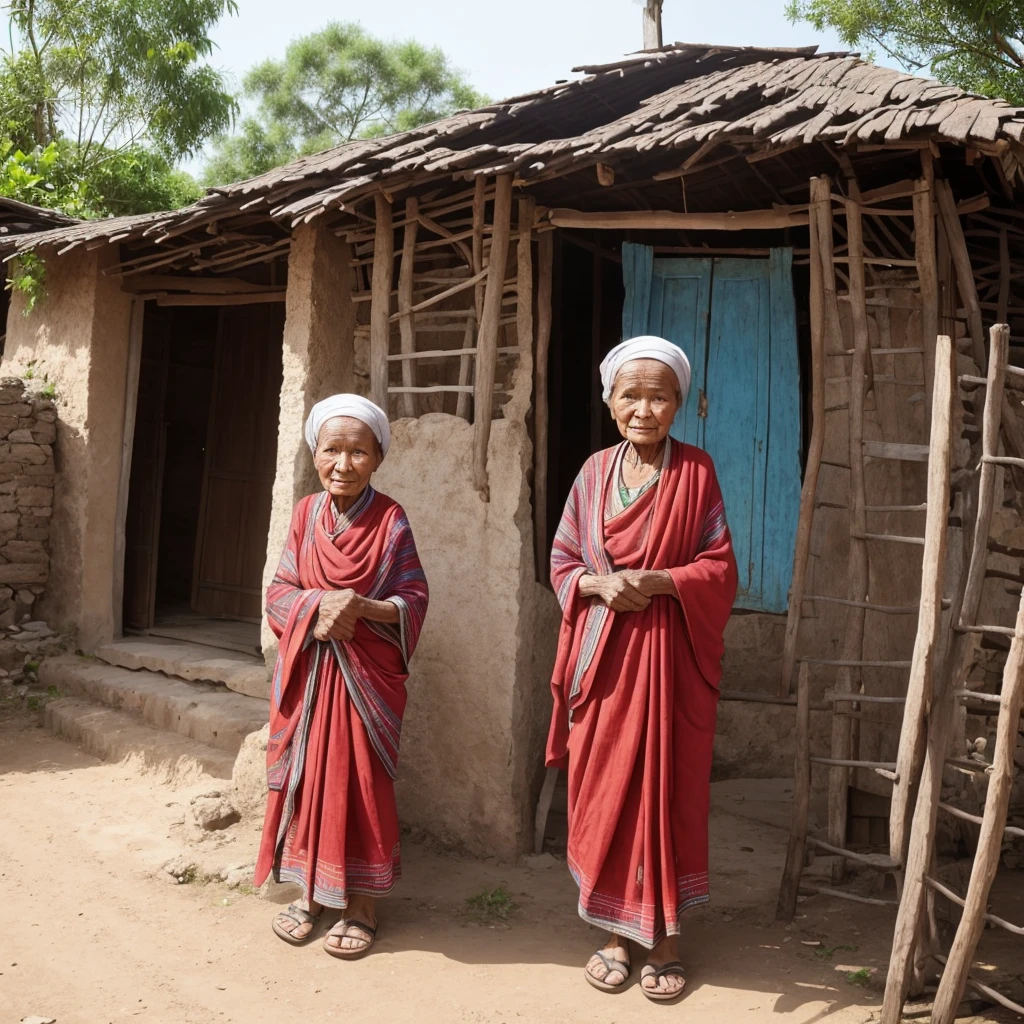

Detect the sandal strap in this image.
[344,918,378,938]
[280,903,318,926]
[593,949,631,978]
[327,918,377,940]
[642,960,685,979]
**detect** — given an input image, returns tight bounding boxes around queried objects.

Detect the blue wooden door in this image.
[622,243,801,613]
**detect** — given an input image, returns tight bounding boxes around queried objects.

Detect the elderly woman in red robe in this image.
[546,336,737,1001]
[254,394,428,959]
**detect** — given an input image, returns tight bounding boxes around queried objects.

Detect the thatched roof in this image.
[0,197,77,236]
[6,42,1024,269]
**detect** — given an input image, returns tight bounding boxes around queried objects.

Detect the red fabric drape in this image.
[253,489,428,908]
[546,441,737,947]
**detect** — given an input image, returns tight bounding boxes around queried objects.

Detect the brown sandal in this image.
[323,918,377,960]
[271,903,322,945]
[585,949,631,992]
[640,960,687,1002]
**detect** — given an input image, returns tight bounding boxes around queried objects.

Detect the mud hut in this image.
[3,43,1024,868]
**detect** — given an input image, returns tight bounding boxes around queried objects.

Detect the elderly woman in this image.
[546,336,738,1001]
[253,394,429,959]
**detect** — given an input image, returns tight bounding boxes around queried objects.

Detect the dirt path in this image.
[0,711,896,1024]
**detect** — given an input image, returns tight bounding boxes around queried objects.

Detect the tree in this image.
[0,0,238,215]
[787,0,1024,104]
[204,22,487,185]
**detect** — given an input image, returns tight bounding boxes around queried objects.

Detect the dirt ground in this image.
[0,709,1016,1024]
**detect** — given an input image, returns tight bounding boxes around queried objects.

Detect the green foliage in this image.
[204,22,487,184]
[0,0,235,216]
[814,942,858,961]
[465,885,518,922]
[787,0,1024,103]
[845,967,873,987]
[7,253,46,315]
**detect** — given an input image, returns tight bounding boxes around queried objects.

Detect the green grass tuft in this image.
[465,885,518,922]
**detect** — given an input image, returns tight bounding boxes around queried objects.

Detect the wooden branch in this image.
[151,291,286,306]
[472,173,513,499]
[543,207,809,231]
[779,176,829,698]
[121,274,277,295]
[517,193,536,423]
[388,267,488,321]
[889,331,955,870]
[457,177,488,420]
[931,583,1024,1023]
[914,173,939,409]
[936,178,985,370]
[998,227,1010,326]
[777,663,811,921]
[370,192,394,411]
[397,197,419,417]
[535,230,554,582]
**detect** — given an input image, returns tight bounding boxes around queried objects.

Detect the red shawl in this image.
[546,440,737,946]
[253,488,428,906]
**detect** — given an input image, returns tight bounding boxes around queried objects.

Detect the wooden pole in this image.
[998,228,1010,327]
[880,335,958,1024]
[642,0,664,48]
[397,196,419,417]
[935,178,986,371]
[914,167,939,409]
[544,208,809,231]
[829,195,870,882]
[534,231,554,579]
[112,298,146,638]
[930,588,1024,1024]
[960,324,1009,624]
[457,176,487,421]
[370,192,394,411]
[776,662,811,919]
[779,176,828,697]
[888,324,960,870]
[472,173,513,499]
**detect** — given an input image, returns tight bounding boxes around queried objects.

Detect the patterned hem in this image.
[275,862,401,910]
[575,892,710,950]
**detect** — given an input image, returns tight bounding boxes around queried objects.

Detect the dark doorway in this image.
[122,302,284,652]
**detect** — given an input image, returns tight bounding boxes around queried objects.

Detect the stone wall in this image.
[0,376,55,626]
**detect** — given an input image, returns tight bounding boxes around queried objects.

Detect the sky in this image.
[189,0,902,173]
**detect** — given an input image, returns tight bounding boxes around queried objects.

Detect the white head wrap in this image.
[599,335,692,406]
[304,394,391,457]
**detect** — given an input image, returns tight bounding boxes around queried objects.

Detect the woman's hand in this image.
[314,589,365,641]
[579,572,651,612]
[619,569,678,599]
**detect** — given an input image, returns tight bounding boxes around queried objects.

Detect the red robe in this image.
[547,441,737,947]
[254,488,428,907]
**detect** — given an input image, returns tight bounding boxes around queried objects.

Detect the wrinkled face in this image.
[609,358,682,447]
[314,416,382,501]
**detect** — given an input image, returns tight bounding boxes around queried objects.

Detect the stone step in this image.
[96,638,269,700]
[44,697,236,779]
[40,655,267,756]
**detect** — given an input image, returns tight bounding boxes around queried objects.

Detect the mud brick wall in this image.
[0,377,54,627]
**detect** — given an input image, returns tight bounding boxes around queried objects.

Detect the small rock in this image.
[161,855,197,884]
[224,866,254,889]
[15,684,27,697]
[801,940,822,947]
[21,1016,56,1023]
[20,621,50,634]
[522,853,557,870]
[720,913,734,922]
[189,791,241,832]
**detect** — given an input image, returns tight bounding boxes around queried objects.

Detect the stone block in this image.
[16,590,34,605]
[0,481,16,494]
[20,508,52,520]
[0,563,47,584]
[0,404,30,417]
[231,723,269,820]
[16,486,53,507]
[19,528,49,541]
[0,417,18,438]
[0,496,17,513]
[35,409,56,423]
[21,465,55,483]
[9,444,47,465]
[29,424,56,444]
[1,541,48,564]
[7,429,34,443]
[189,790,240,832]
[0,513,18,532]
[0,387,25,405]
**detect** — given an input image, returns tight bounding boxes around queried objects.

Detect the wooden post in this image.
[888,326,958,869]
[779,176,828,697]
[998,228,1010,327]
[396,196,419,418]
[931,586,1024,1023]
[589,249,603,452]
[776,662,811,919]
[914,170,939,409]
[960,324,1009,623]
[370,192,394,411]
[534,231,554,579]
[880,335,958,1024]
[642,0,664,48]
[829,195,870,881]
[457,176,487,421]
[112,297,146,638]
[472,173,513,498]
[935,178,985,372]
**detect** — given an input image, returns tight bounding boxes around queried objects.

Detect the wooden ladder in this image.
[777,323,961,919]
[882,324,1024,1023]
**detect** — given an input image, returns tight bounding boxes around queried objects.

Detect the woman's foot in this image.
[324,894,377,956]
[641,936,686,1000]
[584,934,631,990]
[271,898,322,944]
